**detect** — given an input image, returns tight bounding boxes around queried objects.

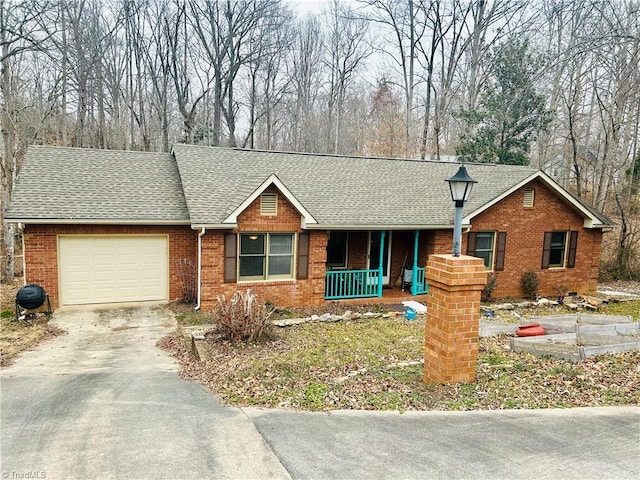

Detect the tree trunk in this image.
[1,36,15,282]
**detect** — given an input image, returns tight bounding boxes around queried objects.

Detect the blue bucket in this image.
[405,308,416,321]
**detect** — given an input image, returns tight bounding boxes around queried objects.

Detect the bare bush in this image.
[174,258,197,303]
[215,290,274,343]
[482,273,497,302]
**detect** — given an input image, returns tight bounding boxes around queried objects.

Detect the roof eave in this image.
[189,223,463,231]
[302,223,463,231]
[463,171,609,229]
[190,223,236,229]
[7,218,192,225]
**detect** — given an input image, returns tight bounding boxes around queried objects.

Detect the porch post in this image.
[411,230,419,295]
[378,230,385,297]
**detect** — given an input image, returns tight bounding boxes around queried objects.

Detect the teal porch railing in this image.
[325,268,429,300]
[325,269,382,299]
[324,230,429,300]
[410,267,429,295]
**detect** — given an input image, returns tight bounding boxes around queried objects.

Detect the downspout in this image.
[19,223,26,286]
[411,230,419,296]
[194,227,206,310]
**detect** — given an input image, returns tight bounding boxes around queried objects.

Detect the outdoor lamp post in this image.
[446,165,477,257]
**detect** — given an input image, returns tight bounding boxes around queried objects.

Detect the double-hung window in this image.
[542,231,578,269]
[467,231,507,271]
[474,232,495,268]
[239,233,294,280]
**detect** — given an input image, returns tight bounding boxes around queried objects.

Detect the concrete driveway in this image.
[0,304,289,480]
[2,305,639,480]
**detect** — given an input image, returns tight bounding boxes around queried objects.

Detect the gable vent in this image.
[260,193,277,215]
[523,189,535,207]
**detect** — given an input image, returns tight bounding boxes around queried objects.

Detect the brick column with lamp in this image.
[424,254,487,384]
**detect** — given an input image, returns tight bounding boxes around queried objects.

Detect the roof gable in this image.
[222,173,317,226]
[463,170,614,228]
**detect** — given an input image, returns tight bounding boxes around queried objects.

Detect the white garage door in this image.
[59,236,168,305]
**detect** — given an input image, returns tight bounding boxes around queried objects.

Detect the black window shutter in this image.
[224,233,237,282]
[297,233,310,279]
[567,231,578,268]
[495,232,507,271]
[466,232,477,256]
[541,232,552,269]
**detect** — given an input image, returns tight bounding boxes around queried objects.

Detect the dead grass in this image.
[484,298,640,324]
[159,313,640,411]
[600,299,640,319]
[1,316,64,367]
[1,280,64,367]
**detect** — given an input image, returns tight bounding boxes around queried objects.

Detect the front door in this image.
[368,231,392,285]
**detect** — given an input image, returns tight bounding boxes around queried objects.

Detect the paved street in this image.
[245,406,640,480]
[1,305,638,480]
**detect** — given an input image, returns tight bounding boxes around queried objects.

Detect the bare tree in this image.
[242,4,294,150]
[286,15,324,152]
[1,0,54,281]
[189,0,286,147]
[167,0,209,144]
[323,0,370,154]
[360,0,425,157]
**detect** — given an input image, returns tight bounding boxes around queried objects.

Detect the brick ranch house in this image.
[6,144,614,310]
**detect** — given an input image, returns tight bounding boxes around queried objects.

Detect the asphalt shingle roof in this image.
[8,144,610,229]
[6,145,190,222]
[171,145,538,227]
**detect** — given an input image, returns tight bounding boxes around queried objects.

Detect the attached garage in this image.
[58,236,169,306]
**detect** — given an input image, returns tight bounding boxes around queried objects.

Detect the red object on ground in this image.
[516,323,546,337]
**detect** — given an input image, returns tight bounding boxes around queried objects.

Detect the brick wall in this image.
[200,187,328,309]
[22,224,197,309]
[24,180,604,310]
[455,178,605,298]
[424,254,486,384]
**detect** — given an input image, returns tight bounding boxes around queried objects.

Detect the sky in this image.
[290,0,327,15]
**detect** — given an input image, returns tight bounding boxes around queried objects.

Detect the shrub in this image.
[215,289,274,343]
[481,273,497,302]
[521,271,539,299]
[600,243,640,281]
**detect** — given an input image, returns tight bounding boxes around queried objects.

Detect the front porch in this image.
[323,230,432,301]
[327,286,430,307]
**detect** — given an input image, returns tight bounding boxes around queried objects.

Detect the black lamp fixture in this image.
[446,165,477,206]
[445,165,477,257]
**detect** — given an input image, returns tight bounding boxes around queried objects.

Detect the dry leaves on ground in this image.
[158,317,640,412]
[0,317,65,367]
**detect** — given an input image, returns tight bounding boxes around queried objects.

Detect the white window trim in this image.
[237,232,295,282]
[475,231,496,271]
[548,231,568,269]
